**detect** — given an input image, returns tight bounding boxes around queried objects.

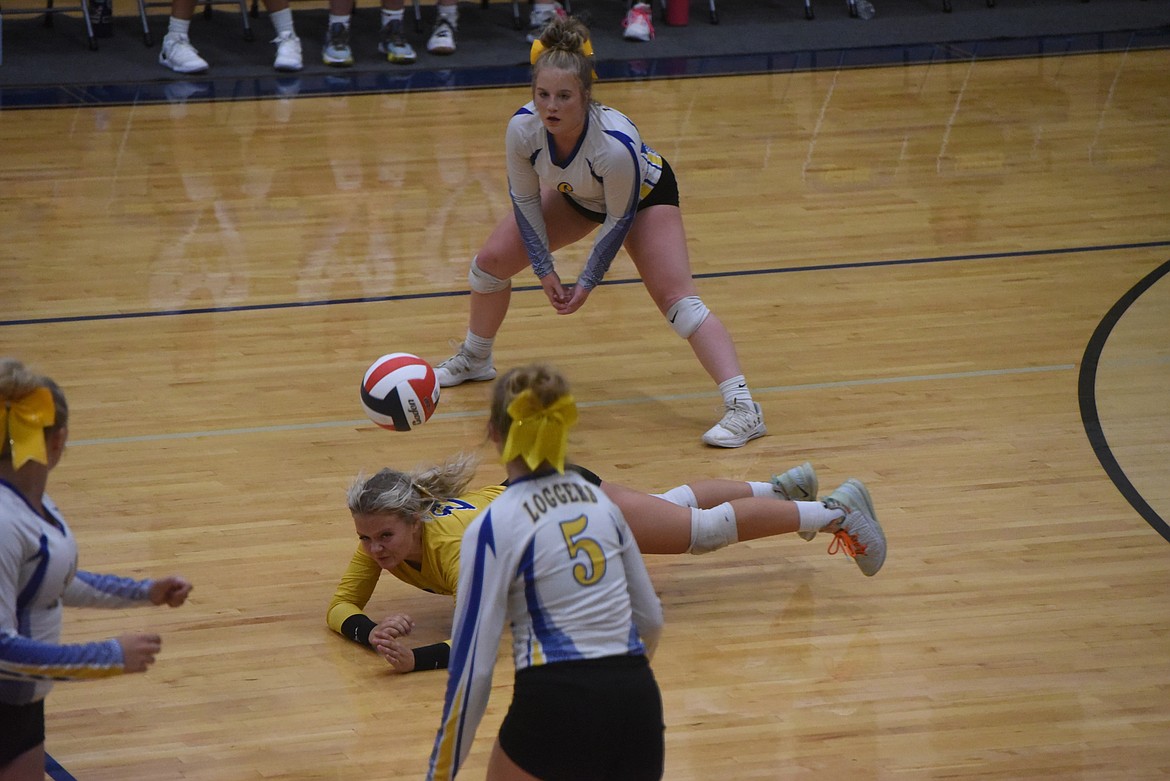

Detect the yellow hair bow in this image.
[500,390,578,474]
[529,37,594,66]
[1,387,56,470]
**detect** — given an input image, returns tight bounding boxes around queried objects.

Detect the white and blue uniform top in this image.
[1,480,154,705]
[506,100,665,291]
[427,469,664,781]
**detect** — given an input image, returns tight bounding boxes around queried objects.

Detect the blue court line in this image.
[5,239,1170,328]
[45,753,80,781]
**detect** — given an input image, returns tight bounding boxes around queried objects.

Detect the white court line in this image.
[68,364,1076,447]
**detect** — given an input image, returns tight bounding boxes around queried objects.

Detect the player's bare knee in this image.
[666,295,710,339]
[688,503,738,554]
[468,256,512,294]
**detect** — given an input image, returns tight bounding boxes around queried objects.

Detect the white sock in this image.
[167,16,192,37]
[531,1,556,20]
[463,332,493,360]
[796,501,845,534]
[270,7,294,36]
[381,8,404,25]
[653,485,698,508]
[718,375,752,409]
[328,13,351,27]
[747,481,774,498]
[436,3,457,23]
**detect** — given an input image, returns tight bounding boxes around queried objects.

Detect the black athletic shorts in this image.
[497,655,665,781]
[0,699,45,765]
[562,157,681,224]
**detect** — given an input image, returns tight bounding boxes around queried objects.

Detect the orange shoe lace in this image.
[827,529,866,559]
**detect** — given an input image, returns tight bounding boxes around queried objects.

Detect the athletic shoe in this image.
[379,19,417,63]
[622,2,654,42]
[434,348,496,387]
[822,479,886,576]
[272,31,303,71]
[322,22,354,66]
[427,17,456,54]
[526,1,566,43]
[771,462,820,540]
[701,402,766,448]
[159,33,209,74]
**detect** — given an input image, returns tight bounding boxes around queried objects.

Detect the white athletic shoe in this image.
[273,31,303,71]
[622,2,654,42]
[434,348,496,387]
[526,1,565,43]
[771,462,820,540]
[427,17,456,54]
[701,402,766,448]
[159,33,209,74]
[822,479,886,576]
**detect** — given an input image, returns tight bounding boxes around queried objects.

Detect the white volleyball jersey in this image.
[1,480,153,705]
[427,470,663,781]
[506,100,665,290]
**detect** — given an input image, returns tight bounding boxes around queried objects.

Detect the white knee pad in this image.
[666,295,711,339]
[468,256,512,294]
[688,503,739,555]
[652,485,698,509]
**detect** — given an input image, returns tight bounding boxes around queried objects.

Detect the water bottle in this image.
[89,0,113,38]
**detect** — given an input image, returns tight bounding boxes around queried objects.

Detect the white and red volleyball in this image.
[360,353,439,431]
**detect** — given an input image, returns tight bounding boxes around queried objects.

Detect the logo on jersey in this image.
[557,182,574,194]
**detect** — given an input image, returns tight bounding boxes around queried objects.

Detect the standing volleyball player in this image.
[1,358,192,781]
[432,15,766,449]
[427,364,665,780]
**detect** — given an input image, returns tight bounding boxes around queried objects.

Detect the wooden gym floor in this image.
[2,43,1169,780]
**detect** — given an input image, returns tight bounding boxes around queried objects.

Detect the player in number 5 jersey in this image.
[427,364,665,780]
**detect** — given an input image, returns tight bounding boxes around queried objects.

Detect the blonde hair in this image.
[346,453,479,522]
[1,357,69,463]
[533,16,595,99]
[488,363,572,442]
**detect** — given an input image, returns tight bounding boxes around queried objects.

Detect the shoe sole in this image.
[160,59,208,74]
[701,422,766,449]
[436,368,497,388]
[829,479,885,576]
[323,57,354,66]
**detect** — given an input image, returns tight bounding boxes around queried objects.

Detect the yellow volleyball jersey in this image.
[327,484,506,635]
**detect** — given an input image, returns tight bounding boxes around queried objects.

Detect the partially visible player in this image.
[427,363,664,780]
[331,452,885,673]
[1,358,193,781]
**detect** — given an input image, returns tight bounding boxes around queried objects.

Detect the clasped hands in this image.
[539,271,591,315]
[370,613,417,674]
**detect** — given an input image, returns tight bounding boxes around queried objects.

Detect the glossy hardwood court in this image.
[2,47,1169,779]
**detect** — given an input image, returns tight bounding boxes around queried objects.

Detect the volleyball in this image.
[360,353,440,431]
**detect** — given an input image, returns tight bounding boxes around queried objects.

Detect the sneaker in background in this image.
[322,22,354,66]
[273,31,303,71]
[379,18,417,62]
[526,1,565,43]
[427,17,456,54]
[159,33,209,74]
[622,2,654,42]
